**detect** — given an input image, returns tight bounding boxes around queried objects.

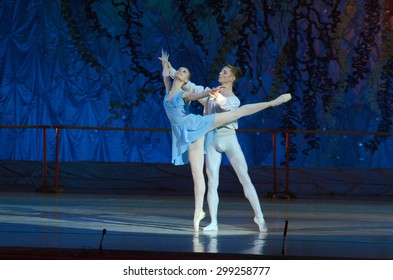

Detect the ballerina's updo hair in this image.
[225,63,242,84]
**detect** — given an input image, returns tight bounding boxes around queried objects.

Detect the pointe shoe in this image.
[254,217,268,232]
[193,212,206,232]
[271,93,292,107]
[203,223,218,231]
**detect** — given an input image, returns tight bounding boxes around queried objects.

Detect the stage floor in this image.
[0,190,393,259]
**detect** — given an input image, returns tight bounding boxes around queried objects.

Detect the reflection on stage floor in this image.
[1,191,393,259]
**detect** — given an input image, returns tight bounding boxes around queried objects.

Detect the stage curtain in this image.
[0,0,392,171]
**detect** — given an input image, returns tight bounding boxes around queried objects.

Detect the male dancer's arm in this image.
[213,95,240,110]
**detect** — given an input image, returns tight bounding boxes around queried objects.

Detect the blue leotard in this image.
[163,90,215,165]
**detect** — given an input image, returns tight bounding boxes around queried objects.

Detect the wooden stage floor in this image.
[0,190,393,259]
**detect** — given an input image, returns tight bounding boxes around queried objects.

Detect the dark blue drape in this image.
[1,0,393,169]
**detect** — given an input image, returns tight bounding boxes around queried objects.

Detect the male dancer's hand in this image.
[209,86,225,99]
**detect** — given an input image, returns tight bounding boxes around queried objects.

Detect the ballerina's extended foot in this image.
[193,211,206,232]
[270,93,292,107]
[254,217,268,232]
[203,222,218,231]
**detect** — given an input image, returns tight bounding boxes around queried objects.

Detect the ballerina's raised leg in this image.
[210,93,292,131]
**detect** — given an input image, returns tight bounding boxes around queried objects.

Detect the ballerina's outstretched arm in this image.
[159,49,172,92]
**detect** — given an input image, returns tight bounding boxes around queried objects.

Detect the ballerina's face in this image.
[175,67,190,83]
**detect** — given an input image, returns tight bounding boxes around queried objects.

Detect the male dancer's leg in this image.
[225,135,267,232]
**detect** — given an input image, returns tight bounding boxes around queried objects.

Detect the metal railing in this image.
[1,125,392,194]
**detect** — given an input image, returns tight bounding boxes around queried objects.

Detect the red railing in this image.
[1,125,392,195]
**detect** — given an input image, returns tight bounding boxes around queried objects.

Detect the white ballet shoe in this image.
[193,211,206,232]
[254,217,268,232]
[203,223,218,231]
[271,93,292,107]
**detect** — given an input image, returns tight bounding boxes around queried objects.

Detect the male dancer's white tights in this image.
[204,129,267,231]
[189,93,291,231]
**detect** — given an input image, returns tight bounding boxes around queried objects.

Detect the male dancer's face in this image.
[218,66,235,86]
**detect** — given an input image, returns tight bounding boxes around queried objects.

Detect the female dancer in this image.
[159,50,291,231]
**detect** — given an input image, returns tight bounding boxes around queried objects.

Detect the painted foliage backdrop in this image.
[1,0,393,168]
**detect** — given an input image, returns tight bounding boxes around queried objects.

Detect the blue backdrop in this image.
[1,0,393,168]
